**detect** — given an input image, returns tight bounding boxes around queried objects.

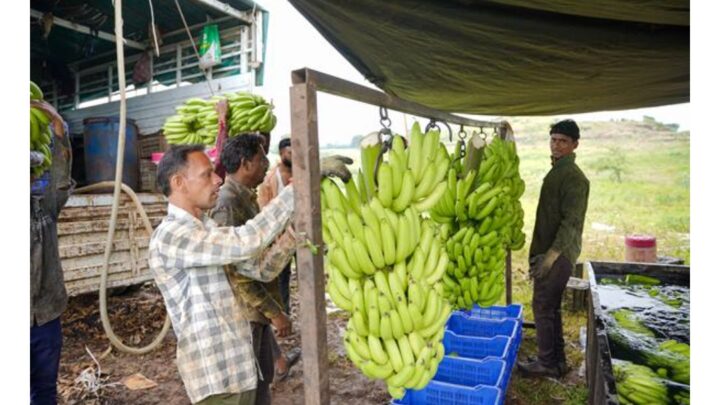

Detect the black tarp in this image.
[288,0,689,115]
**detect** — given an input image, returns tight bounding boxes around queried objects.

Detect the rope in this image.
[89,0,171,355]
[77,181,172,355]
[174,0,215,95]
[147,0,160,57]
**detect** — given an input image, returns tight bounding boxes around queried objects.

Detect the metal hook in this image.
[372,131,395,187]
[379,106,392,130]
[425,119,439,134]
[458,125,467,140]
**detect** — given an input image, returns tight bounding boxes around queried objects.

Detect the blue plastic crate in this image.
[443,330,512,361]
[31,170,51,195]
[445,313,521,367]
[392,380,502,405]
[435,356,508,392]
[463,304,523,322]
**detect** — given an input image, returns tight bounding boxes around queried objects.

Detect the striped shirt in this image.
[149,186,294,403]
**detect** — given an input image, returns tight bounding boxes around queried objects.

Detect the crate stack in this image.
[138,132,168,193]
[393,304,523,405]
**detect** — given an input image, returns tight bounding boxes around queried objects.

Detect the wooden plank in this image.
[66,272,154,297]
[63,255,149,281]
[59,238,150,259]
[292,68,504,130]
[290,81,330,405]
[189,0,253,24]
[30,9,145,50]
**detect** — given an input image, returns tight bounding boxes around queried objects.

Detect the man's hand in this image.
[531,249,561,281]
[271,312,292,337]
[320,155,353,182]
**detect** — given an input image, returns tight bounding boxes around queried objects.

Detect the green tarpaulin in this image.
[288,0,689,115]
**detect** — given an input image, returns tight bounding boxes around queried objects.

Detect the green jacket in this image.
[209,176,296,324]
[529,153,590,266]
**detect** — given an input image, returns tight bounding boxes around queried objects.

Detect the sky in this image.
[253,1,691,146]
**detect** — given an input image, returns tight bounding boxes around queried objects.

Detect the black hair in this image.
[279,138,291,151]
[221,134,266,175]
[156,144,206,197]
[549,119,580,141]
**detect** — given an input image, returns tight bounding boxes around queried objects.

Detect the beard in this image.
[282,158,292,168]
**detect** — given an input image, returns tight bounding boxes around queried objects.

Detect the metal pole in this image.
[290,76,330,405]
[176,45,182,87]
[74,72,80,109]
[108,65,114,101]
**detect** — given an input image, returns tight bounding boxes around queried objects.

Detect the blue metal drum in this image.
[83,117,139,190]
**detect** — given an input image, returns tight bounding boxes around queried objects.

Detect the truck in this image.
[31,0,269,296]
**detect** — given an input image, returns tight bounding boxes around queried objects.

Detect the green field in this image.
[320,116,689,404]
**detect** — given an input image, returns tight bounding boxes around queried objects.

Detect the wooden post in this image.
[290,77,330,405]
[498,123,513,305]
[506,248,512,305]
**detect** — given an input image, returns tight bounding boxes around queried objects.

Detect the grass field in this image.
[319,116,690,404]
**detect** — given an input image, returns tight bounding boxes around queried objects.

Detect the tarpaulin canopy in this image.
[287,0,689,115]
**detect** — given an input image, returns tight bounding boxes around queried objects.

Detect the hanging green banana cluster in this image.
[430,133,526,310]
[163,96,224,146]
[162,91,276,146]
[30,81,52,178]
[226,91,276,135]
[320,122,452,399]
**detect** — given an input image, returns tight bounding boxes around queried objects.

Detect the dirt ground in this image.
[58,277,391,405]
[58,273,586,405]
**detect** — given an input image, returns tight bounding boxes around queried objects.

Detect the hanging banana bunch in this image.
[321,122,452,399]
[430,130,526,310]
[30,81,53,178]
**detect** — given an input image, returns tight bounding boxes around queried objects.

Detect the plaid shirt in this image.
[149,186,294,403]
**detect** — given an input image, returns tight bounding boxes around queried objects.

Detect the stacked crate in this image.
[394,304,523,405]
[138,132,167,192]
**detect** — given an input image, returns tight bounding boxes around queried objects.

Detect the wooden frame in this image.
[289,67,516,404]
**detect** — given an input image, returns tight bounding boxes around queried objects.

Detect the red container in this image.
[624,235,657,263]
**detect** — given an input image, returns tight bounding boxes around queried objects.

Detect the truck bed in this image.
[58,192,167,296]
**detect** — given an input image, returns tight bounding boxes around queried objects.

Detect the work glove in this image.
[320,155,354,183]
[529,249,561,281]
[30,151,45,168]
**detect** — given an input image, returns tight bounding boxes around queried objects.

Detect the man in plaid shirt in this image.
[150,144,352,404]
[150,145,295,405]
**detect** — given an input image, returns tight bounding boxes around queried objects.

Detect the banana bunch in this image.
[226,91,276,135]
[163,97,221,146]
[358,123,450,214]
[609,326,690,386]
[442,226,507,309]
[30,81,52,177]
[612,359,670,405]
[320,123,453,399]
[653,340,689,385]
[430,133,526,310]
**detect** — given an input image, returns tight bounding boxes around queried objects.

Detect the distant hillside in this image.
[320,116,689,149]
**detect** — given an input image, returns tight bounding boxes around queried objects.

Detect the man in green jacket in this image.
[519,119,590,379]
